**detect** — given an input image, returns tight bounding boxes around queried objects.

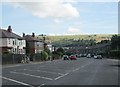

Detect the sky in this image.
[1,0,118,36]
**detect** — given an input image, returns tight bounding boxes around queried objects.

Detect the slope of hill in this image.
[37,34,114,47]
[46,34,113,42]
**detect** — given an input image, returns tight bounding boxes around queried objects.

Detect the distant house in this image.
[47,43,53,52]
[23,33,44,55]
[44,37,53,52]
[0,26,26,54]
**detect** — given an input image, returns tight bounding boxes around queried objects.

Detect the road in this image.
[1,57,119,87]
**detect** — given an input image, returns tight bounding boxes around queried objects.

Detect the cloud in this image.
[67,27,82,35]
[9,0,79,21]
[67,27,80,34]
[2,0,119,2]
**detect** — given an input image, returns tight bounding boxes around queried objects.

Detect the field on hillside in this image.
[44,34,114,42]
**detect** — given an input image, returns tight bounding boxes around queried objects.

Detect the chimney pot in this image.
[7,25,12,33]
[32,33,35,37]
[23,33,25,37]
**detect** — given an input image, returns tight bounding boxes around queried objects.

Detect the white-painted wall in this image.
[0,38,7,47]
[47,44,52,52]
[0,38,26,54]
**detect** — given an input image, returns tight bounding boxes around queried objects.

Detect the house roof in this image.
[23,35,42,42]
[0,29,23,39]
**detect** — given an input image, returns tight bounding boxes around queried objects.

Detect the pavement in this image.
[1,57,119,87]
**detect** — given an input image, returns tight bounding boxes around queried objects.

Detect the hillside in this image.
[46,34,113,42]
[37,34,114,47]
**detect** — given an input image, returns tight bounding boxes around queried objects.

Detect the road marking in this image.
[54,73,69,80]
[22,69,64,75]
[69,62,94,73]
[10,71,53,80]
[37,84,45,87]
[3,62,45,68]
[72,67,80,72]
[0,76,33,87]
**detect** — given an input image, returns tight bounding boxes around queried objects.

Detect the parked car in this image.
[87,54,91,58]
[63,55,69,60]
[91,54,94,57]
[94,55,98,59]
[81,53,87,57]
[69,55,77,60]
[94,55,102,59]
[77,54,82,58]
[97,55,102,59]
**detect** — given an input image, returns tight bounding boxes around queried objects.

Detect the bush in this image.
[109,50,120,59]
[35,53,42,61]
[52,51,61,59]
[42,51,49,61]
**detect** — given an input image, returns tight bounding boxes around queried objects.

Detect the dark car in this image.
[63,55,69,60]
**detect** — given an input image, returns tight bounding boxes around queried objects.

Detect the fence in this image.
[2,53,44,65]
[2,54,25,65]
[2,53,62,65]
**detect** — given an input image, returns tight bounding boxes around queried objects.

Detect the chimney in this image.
[23,33,25,37]
[7,25,12,33]
[32,32,35,37]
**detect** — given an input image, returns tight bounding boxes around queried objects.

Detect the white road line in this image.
[3,62,43,68]
[37,84,45,87]
[23,69,64,75]
[10,71,53,80]
[54,73,69,80]
[69,62,94,73]
[0,76,33,87]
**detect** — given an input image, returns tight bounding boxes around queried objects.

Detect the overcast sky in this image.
[1,0,118,36]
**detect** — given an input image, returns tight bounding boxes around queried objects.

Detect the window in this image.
[15,48,17,54]
[21,41,22,45]
[8,39,10,44]
[13,41,15,45]
[19,41,20,45]
[15,39,17,45]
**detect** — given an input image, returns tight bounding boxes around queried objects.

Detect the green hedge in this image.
[109,50,120,59]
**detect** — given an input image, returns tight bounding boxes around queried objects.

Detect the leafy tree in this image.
[111,35,120,50]
[56,47,65,54]
[42,51,49,61]
[44,46,50,55]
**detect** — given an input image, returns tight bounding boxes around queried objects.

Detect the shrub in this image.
[42,51,49,61]
[35,53,42,61]
[109,50,120,59]
[56,47,65,54]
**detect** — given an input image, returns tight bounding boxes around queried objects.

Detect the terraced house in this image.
[0,26,26,54]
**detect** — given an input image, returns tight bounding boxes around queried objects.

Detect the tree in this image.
[56,47,65,58]
[56,47,65,54]
[44,46,50,55]
[42,51,49,61]
[111,35,120,50]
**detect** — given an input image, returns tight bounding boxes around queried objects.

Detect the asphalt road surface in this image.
[1,57,119,87]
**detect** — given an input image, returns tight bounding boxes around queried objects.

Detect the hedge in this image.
[109,50,120,59]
